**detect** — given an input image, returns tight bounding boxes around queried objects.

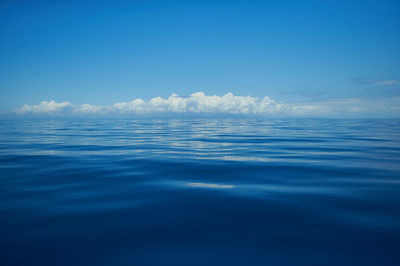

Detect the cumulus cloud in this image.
[11,92,301,116]
[109,92,280,114]
[9,92,400,117]
[15,100,73,115]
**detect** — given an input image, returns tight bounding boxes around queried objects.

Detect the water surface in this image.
[1,118,399,265]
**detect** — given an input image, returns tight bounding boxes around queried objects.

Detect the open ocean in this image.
[0,118,399,266]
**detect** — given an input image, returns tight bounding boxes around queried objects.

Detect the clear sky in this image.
[0,0,399,115]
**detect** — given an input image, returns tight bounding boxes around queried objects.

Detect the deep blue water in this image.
[1,118,400,266]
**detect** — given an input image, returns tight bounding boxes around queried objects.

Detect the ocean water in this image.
[0,118,399,266]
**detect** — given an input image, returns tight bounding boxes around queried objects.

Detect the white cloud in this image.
[363,79,400,85]
[10,92,400,117]
[108,92,281,114]
[186,182,234,189]
[12,92,294,115]
[15,100,73,115]
[376,80,400,85]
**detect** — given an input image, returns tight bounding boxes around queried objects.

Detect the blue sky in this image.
[0,0,399,116]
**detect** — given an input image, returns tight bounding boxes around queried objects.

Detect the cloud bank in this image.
[9,92,400,117]
[13,92,288,115]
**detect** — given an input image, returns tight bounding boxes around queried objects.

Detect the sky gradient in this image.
[1,0,399,116]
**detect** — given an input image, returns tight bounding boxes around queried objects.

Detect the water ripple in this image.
[1,118,400,265]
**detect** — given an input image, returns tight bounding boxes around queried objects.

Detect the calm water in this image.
[0,118,399,266]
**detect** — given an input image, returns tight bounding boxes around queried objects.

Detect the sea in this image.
[0,117,399,266]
